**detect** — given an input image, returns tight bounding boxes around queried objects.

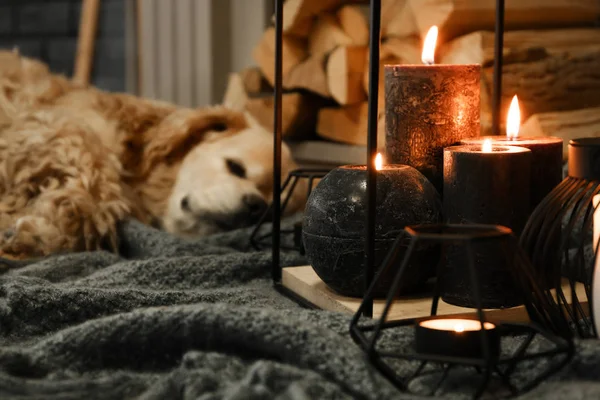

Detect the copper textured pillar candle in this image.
[442,143,532,308]
[385,26,480,195]
[462,96,563,211]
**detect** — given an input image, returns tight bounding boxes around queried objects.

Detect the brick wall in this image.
[0,0,126,92]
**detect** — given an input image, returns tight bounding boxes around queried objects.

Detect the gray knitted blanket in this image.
[0,218,600,400]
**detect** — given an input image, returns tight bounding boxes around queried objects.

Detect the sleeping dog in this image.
[0,51,304,259]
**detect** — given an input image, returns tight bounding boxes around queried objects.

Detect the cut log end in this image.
[521,107,600,160]
[317,102,386,148]
[326,46,368,105]
[252,27,308,86]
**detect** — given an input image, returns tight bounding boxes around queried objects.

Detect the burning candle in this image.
[415,318,500,360]
[462,95,563,211]
[384,26,481,196]
[442,143,532,308]
[302,153,442,297]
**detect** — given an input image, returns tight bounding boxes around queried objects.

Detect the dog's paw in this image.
[0,216,63,258]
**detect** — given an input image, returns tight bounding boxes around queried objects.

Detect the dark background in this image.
[0,0,126,92]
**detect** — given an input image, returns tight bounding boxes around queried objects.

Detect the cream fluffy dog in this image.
[0,51,303,259]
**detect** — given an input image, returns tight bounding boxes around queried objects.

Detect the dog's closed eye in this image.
[226,159,246,178]
[211,122,228,132]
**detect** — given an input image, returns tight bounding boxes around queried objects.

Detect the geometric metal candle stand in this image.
[248,168,329,252]
[349,224,575,399]
[520,138,600,338]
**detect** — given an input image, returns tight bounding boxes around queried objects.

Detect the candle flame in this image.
[420,318,496,331]
[421,26,438,65]
[375,153,383,170]
[482,139,493,153]
[506,95,520,140]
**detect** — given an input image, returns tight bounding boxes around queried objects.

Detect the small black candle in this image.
[415,318,500,360]
[442,143,531,308]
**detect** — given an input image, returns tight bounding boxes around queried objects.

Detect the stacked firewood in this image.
[223,0,600,152]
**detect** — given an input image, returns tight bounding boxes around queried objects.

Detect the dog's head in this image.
[142,106,305,237]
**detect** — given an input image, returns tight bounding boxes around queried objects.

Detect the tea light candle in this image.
[462,96,563,211]
[415,318,500,359]
[442,142,531,308]
[385,26,481,195]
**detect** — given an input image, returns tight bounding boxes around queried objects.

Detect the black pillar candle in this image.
[302,162,442,297]
[442,144,532,308]
[444,144,532,233]
[462,136,562,212]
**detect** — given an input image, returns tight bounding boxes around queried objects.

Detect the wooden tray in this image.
[282,265,588,323]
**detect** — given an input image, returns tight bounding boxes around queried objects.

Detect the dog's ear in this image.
[140,107,247,174]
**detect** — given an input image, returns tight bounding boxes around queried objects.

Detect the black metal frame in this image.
[248,168,329,252]
[349,224,574,399]
[265,0,508,317]
[491,0,505,136]
[362,0,382,318]
[271,0,284,283]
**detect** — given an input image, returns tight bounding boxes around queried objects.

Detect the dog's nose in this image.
[243,194,268,222]
[180,196,191,212]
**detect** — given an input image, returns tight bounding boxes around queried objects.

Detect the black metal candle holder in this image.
[520,138,600,338]
[248,168,329,252]
[251,0,577,396]
[253,0,384,316]
[262,0,510,318]
[349,224,574,399]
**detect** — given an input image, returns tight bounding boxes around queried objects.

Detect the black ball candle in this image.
[303,158,442,297]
